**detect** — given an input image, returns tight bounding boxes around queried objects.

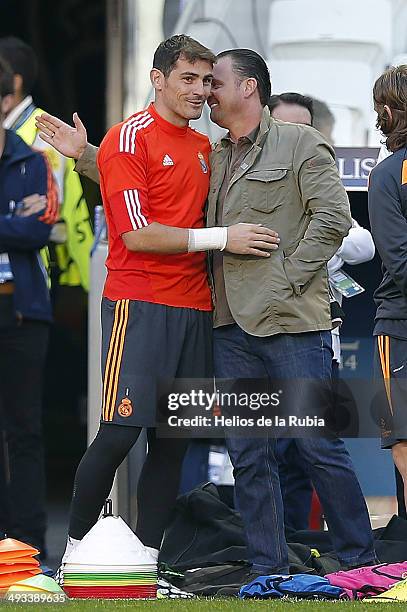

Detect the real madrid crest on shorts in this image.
[118,389,133,418]
[197,152,208,174]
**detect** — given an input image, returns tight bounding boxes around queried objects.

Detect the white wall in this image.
[267,0,397,145]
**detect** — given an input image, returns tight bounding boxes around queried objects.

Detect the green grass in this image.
[2,600,407,611]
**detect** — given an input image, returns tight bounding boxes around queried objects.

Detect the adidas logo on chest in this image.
[162,154,174,166]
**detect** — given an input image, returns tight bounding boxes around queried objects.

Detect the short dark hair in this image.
[217,49,271,106]
[268,92,314,124]
[0,56,14,99]
[311,97,335,133]
[0,36,38,96]
[153,34,216,77]
[373,65,407,152]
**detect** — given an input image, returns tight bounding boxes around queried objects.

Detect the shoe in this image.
[53,536,81,588]
[157,577,194,599]
[54,564,64,588]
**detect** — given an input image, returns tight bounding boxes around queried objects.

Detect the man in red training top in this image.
[44,35,279,569]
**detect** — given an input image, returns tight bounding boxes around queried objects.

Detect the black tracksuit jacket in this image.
[368,145,407,338]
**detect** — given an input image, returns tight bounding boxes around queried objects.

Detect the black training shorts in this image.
[100,298,213,427]
[374,334,407,448]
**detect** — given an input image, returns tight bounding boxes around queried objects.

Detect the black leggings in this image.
[395,465,407,519]
[69,423,189,548]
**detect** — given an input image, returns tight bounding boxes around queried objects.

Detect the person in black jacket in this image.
[0,57,55,556]
[368,64,407,519]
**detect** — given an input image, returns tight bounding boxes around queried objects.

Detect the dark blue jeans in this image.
[276,437,313,532]
[214,324,375,574]
[0,317,49,554]
[276,360,341,532]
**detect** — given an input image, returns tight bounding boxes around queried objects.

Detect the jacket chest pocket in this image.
[244,169,288,213]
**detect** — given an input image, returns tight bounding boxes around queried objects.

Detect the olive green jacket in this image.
[74,144,99,184]
[207,107,352,336]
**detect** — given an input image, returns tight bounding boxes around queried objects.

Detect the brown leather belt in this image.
[0,282,14,295]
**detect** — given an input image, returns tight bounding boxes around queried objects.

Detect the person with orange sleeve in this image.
[0,58,56,557]
[41,35,279,573]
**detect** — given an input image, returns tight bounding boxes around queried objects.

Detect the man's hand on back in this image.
[226,223,280,257]
[35,112,88,160]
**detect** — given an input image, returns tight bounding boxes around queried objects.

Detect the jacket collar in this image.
[3,96,34,130]
[1,129,37,164]
[255,105,272,146]
[213,106,272,153]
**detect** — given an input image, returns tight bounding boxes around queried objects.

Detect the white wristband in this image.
[188,227,228,252]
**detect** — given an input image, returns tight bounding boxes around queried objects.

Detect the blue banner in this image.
[334,147,380,191]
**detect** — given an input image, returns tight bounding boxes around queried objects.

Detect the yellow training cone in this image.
[7,585,44,593]
[10,574,64,593]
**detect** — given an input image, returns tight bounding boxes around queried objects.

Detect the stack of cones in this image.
[0,539,41,593]
[62,507,157,599]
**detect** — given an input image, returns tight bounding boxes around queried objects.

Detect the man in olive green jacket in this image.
[205,48,375,583]
[35,49,376,582]
[208,105,349,336]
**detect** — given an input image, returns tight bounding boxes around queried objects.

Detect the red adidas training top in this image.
[97,103,212,311]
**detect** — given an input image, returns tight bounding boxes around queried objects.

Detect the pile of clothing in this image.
[240,563,407,601]
[158,483,407,600]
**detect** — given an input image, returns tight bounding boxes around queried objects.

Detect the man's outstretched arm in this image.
[122,222,280,257]
[35,112,100,184]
